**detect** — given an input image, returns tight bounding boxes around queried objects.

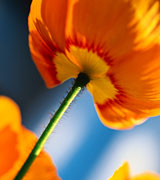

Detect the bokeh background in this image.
[1,1,160,179]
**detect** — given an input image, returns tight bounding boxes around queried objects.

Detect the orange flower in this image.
[110,162,160,180]
[0,96,60,180]
[28,0,160,129]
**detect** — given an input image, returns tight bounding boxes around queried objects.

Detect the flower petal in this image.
[109,162,130,180]
[21,128,60,180]
[41,0,69,49]
[130,0,160,50]
[0,96,60,179]
[110,45,160,114]
[95,101,146,130]
[0,96,20,132]
[132,173,160,180]
[0,96,20,178]
[24,151,60,180]
[29,31,60,88]
[66,0,160,58]
[86,77,148,129]
[29,0,61,88]
[0,126,19,177]
[109,163,160,180]
[92,46,160,129]
[67,0,135,58]
[87,78,117,105]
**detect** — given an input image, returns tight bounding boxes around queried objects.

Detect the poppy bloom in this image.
[110,162,160,180]
[0,96,60,180]
[28,0,160,129]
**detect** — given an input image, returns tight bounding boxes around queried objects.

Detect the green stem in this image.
[14,73,90,180]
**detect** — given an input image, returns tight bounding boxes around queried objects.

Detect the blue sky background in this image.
[1,1,160,179]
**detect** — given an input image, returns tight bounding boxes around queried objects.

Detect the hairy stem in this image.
[14,73,90,180]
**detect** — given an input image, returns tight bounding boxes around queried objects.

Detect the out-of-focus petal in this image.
[0,96,20,178]
[0,96,60,180]
[0,126,19,178]
[23,151,60,180]
[109,163,160,180]
[109,162,130,180]
[21,128,60,180]
[0,96,21,131]
[132,173,160,180]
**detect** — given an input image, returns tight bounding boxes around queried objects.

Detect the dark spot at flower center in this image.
[76,72,90,87]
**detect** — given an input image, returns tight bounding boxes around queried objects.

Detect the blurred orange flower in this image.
[28,0,160,129]
[0,96,60,180]
[110,162,160,180]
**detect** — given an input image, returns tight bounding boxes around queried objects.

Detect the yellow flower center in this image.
[54,45,118,104]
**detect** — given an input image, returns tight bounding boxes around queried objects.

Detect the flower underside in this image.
[28,0,160,129]
[54,45,118,104]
